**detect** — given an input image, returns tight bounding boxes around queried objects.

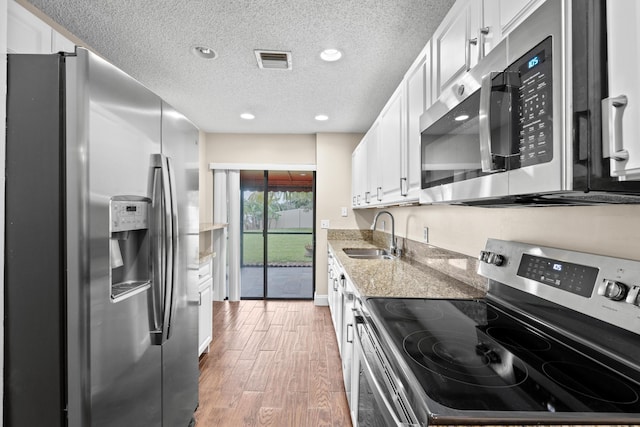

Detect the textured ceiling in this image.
[23,0,455,134]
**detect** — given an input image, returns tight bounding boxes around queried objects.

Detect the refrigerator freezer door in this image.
[66,49,163,427]
[160,101,200,427]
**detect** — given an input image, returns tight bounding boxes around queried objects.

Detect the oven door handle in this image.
[353,313,419,427]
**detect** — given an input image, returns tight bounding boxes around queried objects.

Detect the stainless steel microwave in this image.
[420,0,640,206]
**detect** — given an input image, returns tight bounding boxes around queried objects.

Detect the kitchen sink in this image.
[343,248,395,260]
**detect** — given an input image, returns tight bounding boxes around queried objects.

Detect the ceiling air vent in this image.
[254,50,292,70]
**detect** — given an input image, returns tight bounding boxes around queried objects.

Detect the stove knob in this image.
[597,279,628,301]
[625,286,640,306]
[487,252,505,266]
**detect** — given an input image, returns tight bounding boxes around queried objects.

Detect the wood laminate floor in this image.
[194,300,353,427]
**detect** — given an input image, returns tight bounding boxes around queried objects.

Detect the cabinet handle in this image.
[333,278,338,291]
[365,191,371,204]
[602,95,630,168]
[347,323,354,343]
[376,187,382,201]
[400,177,408,196]
[479,26,490,59]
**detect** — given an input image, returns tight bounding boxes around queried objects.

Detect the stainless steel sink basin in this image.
[343,248,395,260]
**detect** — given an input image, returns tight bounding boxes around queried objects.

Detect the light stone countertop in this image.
[328,238,486,300]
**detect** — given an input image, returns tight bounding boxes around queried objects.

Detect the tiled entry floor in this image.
[241,266,313,299]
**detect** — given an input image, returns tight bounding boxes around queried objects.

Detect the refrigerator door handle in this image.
[150,153,178,345]
[150,165,165,340]
[165,155,180,341]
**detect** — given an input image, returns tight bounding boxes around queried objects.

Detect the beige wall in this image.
[205,133,316,166]
[315,133,368,298]
[380,204,640,261]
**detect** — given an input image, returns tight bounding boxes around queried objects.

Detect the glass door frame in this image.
[240,170,316,300]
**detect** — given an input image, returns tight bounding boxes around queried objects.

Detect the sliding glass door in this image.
[240,170,315,299]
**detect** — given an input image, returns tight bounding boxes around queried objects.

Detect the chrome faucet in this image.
[371,210,398,256]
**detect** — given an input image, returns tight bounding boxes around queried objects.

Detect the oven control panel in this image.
[516,254,598,298]
[479,239,640,335]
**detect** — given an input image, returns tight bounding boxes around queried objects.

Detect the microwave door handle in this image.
[602,95,629,172]
[479,72,497,172]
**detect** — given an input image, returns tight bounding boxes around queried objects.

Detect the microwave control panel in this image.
[513,36,553,168]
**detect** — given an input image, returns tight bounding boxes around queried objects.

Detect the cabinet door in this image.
[351,143,364,207]
[605,0,640,178]
[434,0,481,97]
[379,89,404,203]
[366,122,382,205]
[404,50,428,200]
[483,0,544,55]
[52,29,76,53]
[7,1,52,53]
[198,278,213,355]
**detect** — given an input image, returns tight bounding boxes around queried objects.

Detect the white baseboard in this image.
[314,293,329,306]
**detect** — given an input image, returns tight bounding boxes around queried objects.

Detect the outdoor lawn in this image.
[243,229,313,264]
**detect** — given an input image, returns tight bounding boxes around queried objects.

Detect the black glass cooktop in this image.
[367,298,640,414]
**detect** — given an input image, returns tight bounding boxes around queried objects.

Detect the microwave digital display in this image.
[521,49,546,74]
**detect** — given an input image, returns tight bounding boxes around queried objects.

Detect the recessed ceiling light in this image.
[320,48,342,62]
[315,114,329,121]
[240,113,255,120]
[191,46,217,59]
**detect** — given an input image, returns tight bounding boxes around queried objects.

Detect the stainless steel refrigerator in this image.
[5,48,199,427]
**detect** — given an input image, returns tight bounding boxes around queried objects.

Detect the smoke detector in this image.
[254,50,292,70]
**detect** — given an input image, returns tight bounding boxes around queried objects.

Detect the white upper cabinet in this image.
[482,0,545,55]
[433,0,481,98]
[351,141,367,207]
[365,122,382,205]
[404,44,430,201]
[379,87,404,203]
[8,0,74,54]
[605,0,640,179]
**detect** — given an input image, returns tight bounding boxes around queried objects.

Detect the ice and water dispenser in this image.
[109,197,152,302]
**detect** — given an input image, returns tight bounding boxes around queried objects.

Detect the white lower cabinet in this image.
[198,260,213,356]
[327,247,360,424]
[341,279,356,414]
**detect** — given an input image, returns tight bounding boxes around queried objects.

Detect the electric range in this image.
[356,239,640,424]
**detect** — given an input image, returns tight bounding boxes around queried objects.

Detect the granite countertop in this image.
[328,238,485,300]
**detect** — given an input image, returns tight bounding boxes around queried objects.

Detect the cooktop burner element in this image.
[403,329,530,389]
[542,361,640,406]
